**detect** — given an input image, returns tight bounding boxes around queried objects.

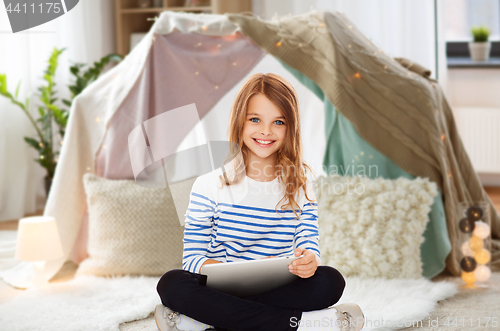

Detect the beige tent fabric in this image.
[227,11,500,277]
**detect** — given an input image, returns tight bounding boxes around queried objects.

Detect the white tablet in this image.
[200,255,304,297]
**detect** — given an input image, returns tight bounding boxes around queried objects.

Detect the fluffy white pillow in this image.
[314,175,437,279]
[77,174,183,277]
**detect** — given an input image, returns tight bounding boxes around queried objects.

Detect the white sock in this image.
[295,307,341,331]
[176,314,212,331]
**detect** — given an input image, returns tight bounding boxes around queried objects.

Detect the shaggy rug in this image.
[0,272,457,331]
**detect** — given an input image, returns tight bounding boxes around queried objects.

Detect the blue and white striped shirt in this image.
[182,169,321,274]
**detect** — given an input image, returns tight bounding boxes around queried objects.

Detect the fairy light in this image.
[217,44,221,48]
[39,142,43,147]
[215,85,219,90]
[196,42,202,47]
[441,134,446,141]
[40,155,44,160]
[232,62,237,66]
[201,26,208,31]
[354,73,361,79]
[95,117,101,123]
[60,140,63,146]
[195,71,199,75]
[275,40,283,47]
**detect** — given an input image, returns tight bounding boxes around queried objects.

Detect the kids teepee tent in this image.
[1,11,499,288]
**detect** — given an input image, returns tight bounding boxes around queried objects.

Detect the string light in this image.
[195,71,199,75]
[201,26,208,31]
[40,155,44,160]
[39,142,43,147]
[275,40,283,47]
[95,117,100,123]
[60,141,63,146]
[217,44,222,48]
[441,134,446,141]
[232,62,237,66]
[354,73,361,79]
[215,85,219,90]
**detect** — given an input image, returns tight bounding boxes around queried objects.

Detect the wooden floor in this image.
[1,187,500,231]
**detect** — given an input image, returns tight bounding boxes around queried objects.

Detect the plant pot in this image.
[44,176,53,198]
[468,42,491,61]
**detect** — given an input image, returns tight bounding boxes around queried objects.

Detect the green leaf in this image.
[24,137,42,151]
[15,81,21,98]
[38,106,45,117]
[62,99,72,107]
[0,74,7,94]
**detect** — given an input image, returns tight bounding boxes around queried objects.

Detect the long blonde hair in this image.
[219,73,317,220]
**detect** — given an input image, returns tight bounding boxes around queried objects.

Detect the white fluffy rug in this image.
[0,275,161,331]
[339,277,458,330]
[0,273,457,331]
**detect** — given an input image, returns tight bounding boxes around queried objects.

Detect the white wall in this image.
[448,69,500,187]
[448,69,500,108]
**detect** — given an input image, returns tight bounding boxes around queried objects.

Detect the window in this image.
[445,0,500,41]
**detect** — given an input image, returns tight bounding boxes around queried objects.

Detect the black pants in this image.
[156,266,346,331]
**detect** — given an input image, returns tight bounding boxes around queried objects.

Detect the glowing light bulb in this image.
[96,117,101,123]
[354,73,361,79]
[475,249,491,264]
[195,71,199,75]
[473,221,490,239]
[441,134,446,141]
[461,271,476,285]
[201,26,208,31]
[40,155,44,160]
[275,41,282,47]
[474,265,491,282]
[461,241,474,257]
[469,235,484,252]
[215,85,219,90]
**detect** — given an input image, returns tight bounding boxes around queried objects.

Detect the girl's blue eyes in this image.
[250,118,285,125]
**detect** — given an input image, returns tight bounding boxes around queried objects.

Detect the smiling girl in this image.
[155,73,364,331]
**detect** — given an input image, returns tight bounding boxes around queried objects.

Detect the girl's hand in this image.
[288,248,317,278]
[262,255,277,259]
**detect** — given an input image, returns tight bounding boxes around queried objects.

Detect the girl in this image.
[155,73,364,331]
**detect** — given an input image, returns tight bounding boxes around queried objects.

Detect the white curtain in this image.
[0,1,115,222]
[252,0,450,97]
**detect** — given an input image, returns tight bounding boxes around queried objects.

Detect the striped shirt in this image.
[182,169,320,274]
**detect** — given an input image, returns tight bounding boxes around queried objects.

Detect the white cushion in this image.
[77,174,183,277]
[314,175,437,279]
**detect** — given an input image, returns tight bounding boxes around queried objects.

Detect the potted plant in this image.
[469,26,491,61]
[0,48,123,197]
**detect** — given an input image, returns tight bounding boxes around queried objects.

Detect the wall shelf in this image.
[115,0,252,55]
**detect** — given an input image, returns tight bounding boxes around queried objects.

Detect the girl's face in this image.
[242,94,287,164]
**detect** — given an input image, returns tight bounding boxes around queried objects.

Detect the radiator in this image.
[454,107,500,174]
